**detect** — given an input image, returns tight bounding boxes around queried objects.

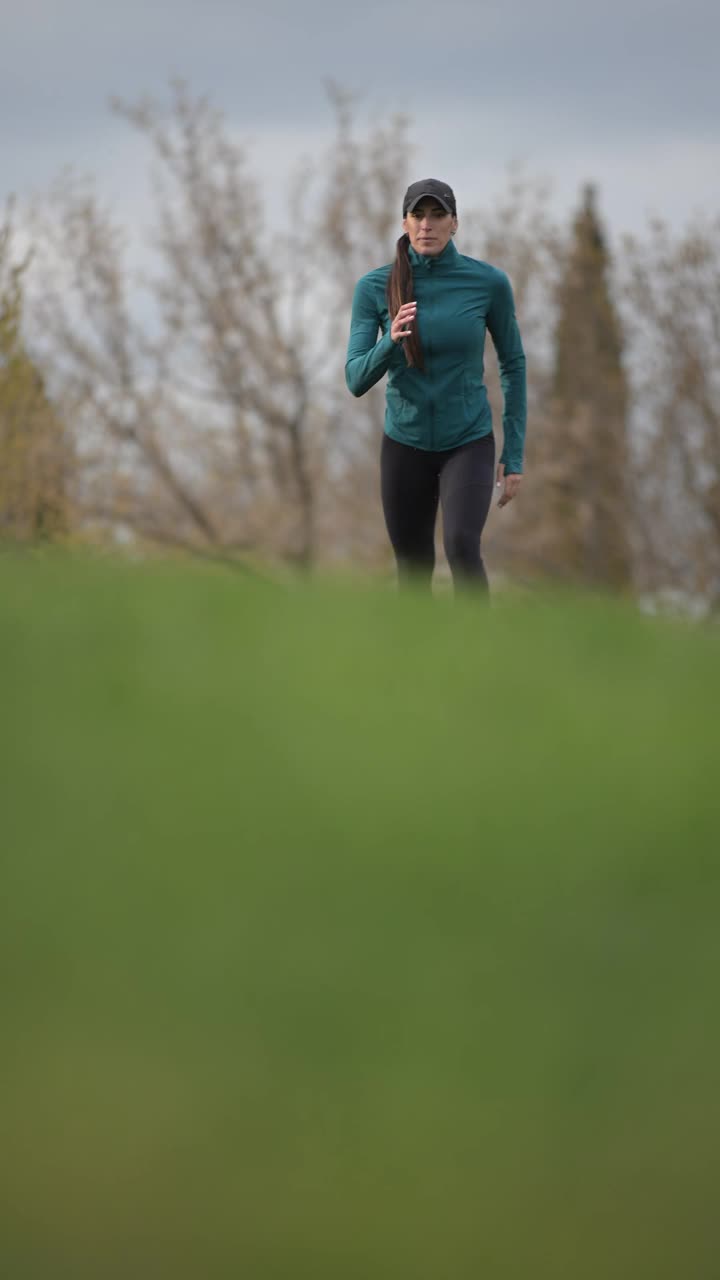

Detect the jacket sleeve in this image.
[345,276,404,397]
[486,271,527,474]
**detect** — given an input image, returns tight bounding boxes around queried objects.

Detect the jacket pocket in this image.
[387,375,422,426]
[463,373,486,426]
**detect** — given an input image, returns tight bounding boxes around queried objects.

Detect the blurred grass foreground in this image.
[2,552,719,1278]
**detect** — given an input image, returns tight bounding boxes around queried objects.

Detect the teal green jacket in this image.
[345,239,527,472]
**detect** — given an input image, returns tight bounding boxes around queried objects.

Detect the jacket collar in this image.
[408,238,459,271]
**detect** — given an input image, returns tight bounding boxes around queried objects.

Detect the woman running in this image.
[345,178,527,594]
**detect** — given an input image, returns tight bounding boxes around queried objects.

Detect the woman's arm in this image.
[345,277,404,398]
[486,271,527,474]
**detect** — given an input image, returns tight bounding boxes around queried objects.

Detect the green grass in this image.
[1,551,719,1278]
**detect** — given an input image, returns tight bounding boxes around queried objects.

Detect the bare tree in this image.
[25,82,411,570]
[620,215,720,605]
[27,84,331,567]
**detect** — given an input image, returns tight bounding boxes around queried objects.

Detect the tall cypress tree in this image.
[550,185,631,589]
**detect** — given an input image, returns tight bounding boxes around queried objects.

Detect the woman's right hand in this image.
[391,302,417,343]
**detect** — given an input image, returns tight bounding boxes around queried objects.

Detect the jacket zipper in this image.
[425,268,434,449]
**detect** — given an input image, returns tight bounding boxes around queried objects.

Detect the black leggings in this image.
[380,431,495,592]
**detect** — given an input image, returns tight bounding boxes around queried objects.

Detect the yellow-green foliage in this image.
[0,227,70,542]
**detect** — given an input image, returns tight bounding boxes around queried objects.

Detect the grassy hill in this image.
[1,552,719,1278]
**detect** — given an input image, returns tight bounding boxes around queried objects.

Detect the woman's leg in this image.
[380,433,439,589]
[439,434,495,592]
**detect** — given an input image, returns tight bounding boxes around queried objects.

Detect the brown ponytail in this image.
[386,234,424,371]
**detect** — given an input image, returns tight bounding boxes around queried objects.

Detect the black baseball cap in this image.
[402,178,457,216]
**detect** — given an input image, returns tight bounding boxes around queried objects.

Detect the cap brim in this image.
[405,192,453,214]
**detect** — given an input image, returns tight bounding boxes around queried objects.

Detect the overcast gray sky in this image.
[2,0,719,246]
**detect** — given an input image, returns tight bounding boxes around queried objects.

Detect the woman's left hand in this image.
[496,463,522,508]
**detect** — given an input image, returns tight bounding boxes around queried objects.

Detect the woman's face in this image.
[403,200,458,256]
